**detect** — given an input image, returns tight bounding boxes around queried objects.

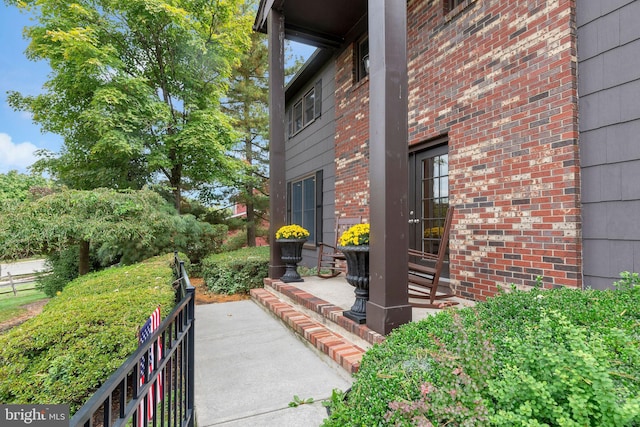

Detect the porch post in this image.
[366,0,412,335]
[267,8,286,279]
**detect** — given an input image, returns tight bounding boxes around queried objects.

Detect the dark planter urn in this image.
[337,245,370,324]
[277,238,307,283]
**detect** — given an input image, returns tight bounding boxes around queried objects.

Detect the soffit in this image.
[254,0,368,48]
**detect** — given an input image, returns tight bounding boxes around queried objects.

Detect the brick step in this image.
[262,278,385,348]
[251,287,366,374]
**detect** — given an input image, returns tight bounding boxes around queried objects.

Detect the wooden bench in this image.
[317,216,362,278]
[407,206,458,308]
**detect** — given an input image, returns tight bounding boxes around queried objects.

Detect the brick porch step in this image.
[251,287,367,374]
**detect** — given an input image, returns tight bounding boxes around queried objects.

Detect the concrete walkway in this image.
[194,300,352,427]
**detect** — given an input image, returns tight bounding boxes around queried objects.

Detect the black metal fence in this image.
[70,254,195,427]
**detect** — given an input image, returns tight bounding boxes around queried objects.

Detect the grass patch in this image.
[0,283,48,323]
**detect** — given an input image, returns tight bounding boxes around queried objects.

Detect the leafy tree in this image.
[222,19,270,247]
[0,188,178,275]
[6,0,252,211]
[0,170,52,202]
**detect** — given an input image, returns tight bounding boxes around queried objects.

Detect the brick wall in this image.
[334,48,370,219]
[407,0,581,299]
[333,0,582,300]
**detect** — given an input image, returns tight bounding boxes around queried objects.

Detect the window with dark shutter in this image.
[287,79,322,138]
[287,174,318,243]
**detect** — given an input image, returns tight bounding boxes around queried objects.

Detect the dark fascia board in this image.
[285,24,343,49]
[254,0,280,32]
[285,48,334,104]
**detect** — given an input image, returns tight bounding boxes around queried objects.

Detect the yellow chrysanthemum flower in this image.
[339,223,370,246]
[276,224,310,239]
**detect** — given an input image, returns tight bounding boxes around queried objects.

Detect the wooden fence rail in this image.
[0,273,38,296]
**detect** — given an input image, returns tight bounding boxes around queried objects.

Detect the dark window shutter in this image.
[286,108,292,138]
[314,79,322,119]
[286,181,292,223]
[315,170,323,246]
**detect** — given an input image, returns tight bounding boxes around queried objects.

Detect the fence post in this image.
[186,285,195,427]
[8,273,16,296]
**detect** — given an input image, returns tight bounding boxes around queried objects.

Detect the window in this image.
[287,171,323,244]
[444,0,467,14]
[421,151,449,256]
[293,100,303,134]
[304,90,315,124]
[356,36,369,82]
[287,80,322,137]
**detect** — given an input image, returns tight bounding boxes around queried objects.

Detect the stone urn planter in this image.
[338,244,370,324]
[277,238,307,283]
[275,224,310,283]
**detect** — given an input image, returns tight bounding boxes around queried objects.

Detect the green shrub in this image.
[614,271,640,290]
[36,246,100,297]
[324,285,640,426]
[487,310,640,426]
[0,254,177,413]
[201,246,269,294]
[220,230,248,252]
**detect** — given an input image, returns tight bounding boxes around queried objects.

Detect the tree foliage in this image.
[0,188,178,274]
[6,0,253,210]
[221,21,270,246]
[0,170,52,202]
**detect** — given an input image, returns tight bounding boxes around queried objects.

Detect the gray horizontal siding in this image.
[578,0,640,288]
[285,59,337,267]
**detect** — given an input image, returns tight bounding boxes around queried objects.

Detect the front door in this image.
[408,143,450,277]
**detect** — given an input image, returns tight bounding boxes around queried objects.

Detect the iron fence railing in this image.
[70,253,195,427]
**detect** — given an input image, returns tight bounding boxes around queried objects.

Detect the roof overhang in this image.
[254,0,367,49]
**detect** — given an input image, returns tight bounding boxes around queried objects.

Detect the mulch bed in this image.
[190,277,250,305]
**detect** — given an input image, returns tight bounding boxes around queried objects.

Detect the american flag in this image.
[138,306,163,426]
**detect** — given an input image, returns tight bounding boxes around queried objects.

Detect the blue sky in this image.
[0,4,315,174]
[0,4,63,174]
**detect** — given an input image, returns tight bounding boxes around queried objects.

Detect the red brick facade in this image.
[334,50,370,220]
[333,0,581,300]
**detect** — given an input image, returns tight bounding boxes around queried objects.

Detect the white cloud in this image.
[0,133,39,173]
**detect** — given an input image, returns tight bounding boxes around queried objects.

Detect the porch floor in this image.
[250,273,473,375]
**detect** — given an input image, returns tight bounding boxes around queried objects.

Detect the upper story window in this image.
[355,36,369,82]
[287,80,322,137]
[444,0,470,15]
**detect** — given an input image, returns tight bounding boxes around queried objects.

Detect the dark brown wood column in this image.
[267,8,286,279]
[366,0,412,335]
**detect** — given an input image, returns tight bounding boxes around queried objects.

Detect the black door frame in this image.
[408,136,450,276]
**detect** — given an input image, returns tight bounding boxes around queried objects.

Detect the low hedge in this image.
[324,284,640,426]
[201,246,269,294]
[0,254,178,413]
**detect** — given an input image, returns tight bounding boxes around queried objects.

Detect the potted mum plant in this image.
[337,223,370,323]
[275,224,310,283]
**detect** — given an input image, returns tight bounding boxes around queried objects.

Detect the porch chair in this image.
[317,216,362,278]
[407,206,458,308]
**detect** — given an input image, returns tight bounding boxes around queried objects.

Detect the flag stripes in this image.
[138,306,162,426]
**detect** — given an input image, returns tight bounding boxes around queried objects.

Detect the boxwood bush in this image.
[324,283,640,426]
[0,254,178,413]
[201,246,269,294]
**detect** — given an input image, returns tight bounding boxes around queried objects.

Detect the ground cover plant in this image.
[324,279,640,426]
[201,246,269,294]
[0,254,177,413]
